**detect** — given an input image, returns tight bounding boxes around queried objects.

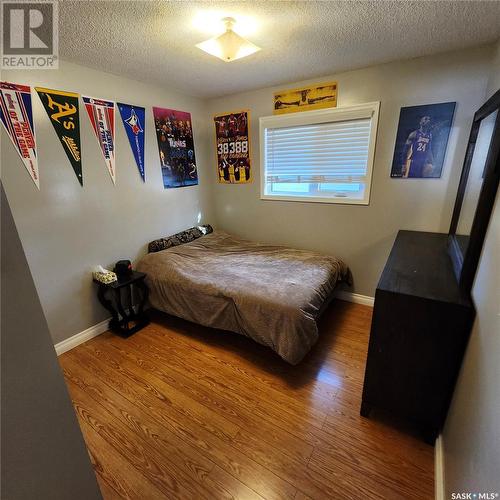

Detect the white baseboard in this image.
[335,290,375,307]
[54,318,110,356]
[435,434,445,500]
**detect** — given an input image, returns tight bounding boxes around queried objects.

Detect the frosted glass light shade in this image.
[196,28,260,62]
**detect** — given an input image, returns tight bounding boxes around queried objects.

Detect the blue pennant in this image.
[118,103,146,181]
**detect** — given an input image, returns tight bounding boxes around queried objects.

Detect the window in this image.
[260,102,380,204]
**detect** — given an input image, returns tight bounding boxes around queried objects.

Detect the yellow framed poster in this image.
[273,81,338,115]
[214,110,252,184]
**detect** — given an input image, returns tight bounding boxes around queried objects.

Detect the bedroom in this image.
[1,1,499,499]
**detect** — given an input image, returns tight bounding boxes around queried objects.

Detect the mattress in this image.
[136,230,351,364]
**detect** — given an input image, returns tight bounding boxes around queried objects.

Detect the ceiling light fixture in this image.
[196,17,261,62]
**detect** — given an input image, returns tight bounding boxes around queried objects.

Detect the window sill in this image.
[260,194,370,205]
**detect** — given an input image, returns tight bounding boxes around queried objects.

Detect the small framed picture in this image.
[390,102,456,178]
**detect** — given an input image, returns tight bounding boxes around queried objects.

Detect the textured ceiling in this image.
[59,1,500,99]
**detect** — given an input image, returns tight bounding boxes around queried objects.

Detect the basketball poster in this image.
[390,102,456,179]
[273,82,337,115]
[0,82,39,189]
[83,96,116,184]
[214,110,251,184]
[36,87,83,186]
[153,107,198,189]
[118,103,146,182]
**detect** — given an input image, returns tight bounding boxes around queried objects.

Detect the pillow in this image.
[148,224,213,253]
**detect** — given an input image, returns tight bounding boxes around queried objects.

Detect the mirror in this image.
[455,110,498,256]
[448,89,500,291]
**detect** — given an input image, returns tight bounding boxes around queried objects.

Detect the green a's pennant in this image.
[36,87,83,185]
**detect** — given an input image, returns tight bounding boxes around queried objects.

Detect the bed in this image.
[136,228,351,364]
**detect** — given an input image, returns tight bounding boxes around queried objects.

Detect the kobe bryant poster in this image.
[390,102,456,179]
[214,110,251,184]
[153,107,198,189]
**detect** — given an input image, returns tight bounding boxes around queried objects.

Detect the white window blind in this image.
[260,102,379,204]
[265,118,371,182]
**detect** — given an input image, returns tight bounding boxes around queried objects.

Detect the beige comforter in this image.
[136,231,351,364]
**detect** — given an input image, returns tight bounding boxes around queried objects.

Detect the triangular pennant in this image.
[82,96,116,184]
[36,87,83,186]
[0,82,39,189]
[118,103,145,181]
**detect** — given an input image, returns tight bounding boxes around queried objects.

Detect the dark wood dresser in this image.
[361,230,475,443]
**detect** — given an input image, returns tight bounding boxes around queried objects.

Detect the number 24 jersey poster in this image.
[214,110,251,184]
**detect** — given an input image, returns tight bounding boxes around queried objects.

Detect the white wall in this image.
[206,46,492,297]
[486,39,500,96]
[1,60,214,344]
[442,39,500,496]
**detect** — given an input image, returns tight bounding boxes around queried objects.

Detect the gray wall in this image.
[442,39,500,496]
[1,184,102,500]
[1,47,496,345]
[1,61,214,344]
[206,46,492,297]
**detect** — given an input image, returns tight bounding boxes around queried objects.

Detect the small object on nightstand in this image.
[93,270,149,337]
[92,265,117,284]
[114,259,132,278]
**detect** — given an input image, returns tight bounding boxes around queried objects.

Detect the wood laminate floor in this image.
[59,300,434,500]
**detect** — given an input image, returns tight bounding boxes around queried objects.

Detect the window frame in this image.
[259,101,380,205]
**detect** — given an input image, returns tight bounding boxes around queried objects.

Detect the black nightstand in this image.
[94,271,149,337]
